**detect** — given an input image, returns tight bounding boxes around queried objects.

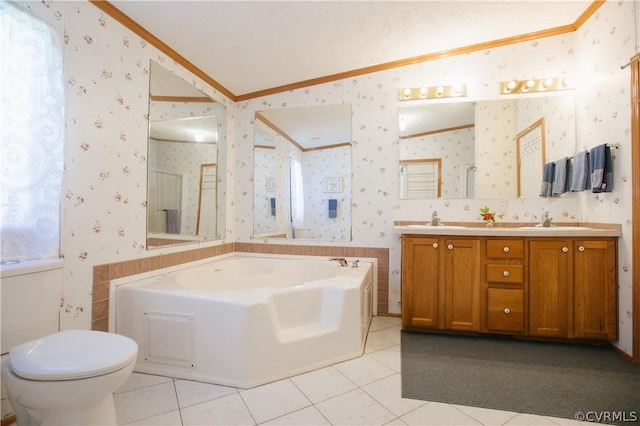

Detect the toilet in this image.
[1,330,138,426]
[1,259,138,425]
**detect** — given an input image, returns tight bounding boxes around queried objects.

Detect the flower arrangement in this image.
[480,206,496,223]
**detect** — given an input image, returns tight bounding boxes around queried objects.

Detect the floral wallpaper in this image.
[12,0,637,356]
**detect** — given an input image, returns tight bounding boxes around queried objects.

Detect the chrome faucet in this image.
[431,210,440,227]
[541,211,553,227]
[331,257,349,267]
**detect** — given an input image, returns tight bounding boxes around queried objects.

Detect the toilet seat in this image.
[9,330,138,381]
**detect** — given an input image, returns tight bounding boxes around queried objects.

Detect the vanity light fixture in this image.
[500,77,574,95]
[398,84,467,101]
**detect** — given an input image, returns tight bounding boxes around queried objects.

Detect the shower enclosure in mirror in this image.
[253,104,352,241]
[147,61,227,248]
[398,92,575,199]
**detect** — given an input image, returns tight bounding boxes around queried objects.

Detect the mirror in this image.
[147,61,227,248]
[253,104,352,241]
[398,92,575,199]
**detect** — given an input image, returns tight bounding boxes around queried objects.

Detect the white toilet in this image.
[1,259,138,425]
[2,330,138,425]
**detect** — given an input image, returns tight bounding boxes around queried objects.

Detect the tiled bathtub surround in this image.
[92,244,390,331]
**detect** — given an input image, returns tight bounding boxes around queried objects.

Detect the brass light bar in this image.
[398,84,467,101]
[500,77,574,95]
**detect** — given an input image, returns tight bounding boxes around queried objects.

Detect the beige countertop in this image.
[393,223,622,237]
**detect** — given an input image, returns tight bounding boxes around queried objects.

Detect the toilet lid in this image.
[9,330,138,381]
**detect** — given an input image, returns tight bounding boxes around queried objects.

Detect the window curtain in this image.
[289,158,304,227]
[1,2,65,262]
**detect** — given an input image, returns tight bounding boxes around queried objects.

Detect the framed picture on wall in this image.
[266,177,276,192]
[324,177,343,193]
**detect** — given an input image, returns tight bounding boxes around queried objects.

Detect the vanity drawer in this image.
[486,264,523,284]
[487,288,524,333]
[486,239,524,259]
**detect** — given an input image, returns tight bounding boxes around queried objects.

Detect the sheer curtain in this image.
[1,2,65,262]
[289,158,304,228]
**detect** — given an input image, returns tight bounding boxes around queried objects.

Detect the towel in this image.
[570,150,589,191]
[270,197,276,216]
[552,157,570,195]
[166,209,179,233]
[589,144,613,193]
[328,199,337,219]
[539,162,555,197]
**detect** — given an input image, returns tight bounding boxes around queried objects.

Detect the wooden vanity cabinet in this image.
[402,233,618,342]
[401,235,481,331]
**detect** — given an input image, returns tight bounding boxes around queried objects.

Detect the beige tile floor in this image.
[114,316,590,425]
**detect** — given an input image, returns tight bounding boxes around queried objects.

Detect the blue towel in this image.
[589,144,613,193]
[540,162,554,197]
[570,150,589,191]
[166,209,179,233]
[328,199,337,219]
[552,157,570,195]
[270,197,276,216]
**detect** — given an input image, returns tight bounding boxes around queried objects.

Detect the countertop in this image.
[393,223,622,237]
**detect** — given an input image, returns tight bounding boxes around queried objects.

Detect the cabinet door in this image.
[402,236,443,329]
[574,239,617,340]
[444,239,481,331]
[528,240,573,337]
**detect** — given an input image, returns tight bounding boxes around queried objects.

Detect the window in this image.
[289,157,304,227]
[1,3,64,262]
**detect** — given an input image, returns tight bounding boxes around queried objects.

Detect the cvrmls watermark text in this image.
[575,411,638,423]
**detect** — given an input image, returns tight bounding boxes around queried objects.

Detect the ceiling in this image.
[109,1,594,100]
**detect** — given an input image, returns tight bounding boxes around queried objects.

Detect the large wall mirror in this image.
[253,104,352,241]
[398,92,575,199]
[146,61,227,248]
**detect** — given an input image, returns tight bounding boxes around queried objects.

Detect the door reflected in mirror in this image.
[253,104,352,241]
[398,93,575,199]
[146,61,227,248]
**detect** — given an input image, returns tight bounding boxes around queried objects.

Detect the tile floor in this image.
[114,316,590,425]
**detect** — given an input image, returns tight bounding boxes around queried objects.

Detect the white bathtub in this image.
[114,255,373,388]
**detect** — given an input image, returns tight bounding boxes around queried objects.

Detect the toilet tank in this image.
[1,259,64,355]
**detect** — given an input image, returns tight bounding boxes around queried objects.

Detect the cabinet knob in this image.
[432,242,439,249]
[503,246,510,253]
[447,244,454,250]
[562,247,569,253]
[578,246,585,252]
[504,307,511,314]
[503,270,510,277]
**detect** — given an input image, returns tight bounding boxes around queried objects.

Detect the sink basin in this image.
[405,224,466,229]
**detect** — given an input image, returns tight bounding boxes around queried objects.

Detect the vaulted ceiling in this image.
[101,1,598,101]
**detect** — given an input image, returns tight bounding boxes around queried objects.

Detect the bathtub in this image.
[114,254,373,388]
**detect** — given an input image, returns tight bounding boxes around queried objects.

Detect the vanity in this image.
[396,224,621,341]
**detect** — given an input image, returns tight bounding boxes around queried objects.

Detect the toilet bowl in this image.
[1,329,138,426]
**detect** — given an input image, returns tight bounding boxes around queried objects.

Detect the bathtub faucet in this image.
[331,257,349,267]
[351,260,359,268]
